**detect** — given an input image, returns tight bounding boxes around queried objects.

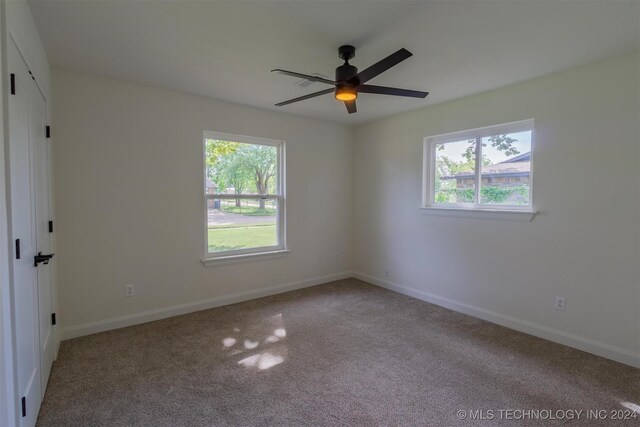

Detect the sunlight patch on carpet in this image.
[238,352,285,370]
[621,401,640,414]
[223,337,237,348]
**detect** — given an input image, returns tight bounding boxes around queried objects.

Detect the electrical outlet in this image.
[334,252,339,262]
[554,296,566,311]
[125,284,135,297]
[384,270,390,278]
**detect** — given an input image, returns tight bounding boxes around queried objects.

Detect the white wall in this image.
[52,70,353,338]
[353,52,640,367]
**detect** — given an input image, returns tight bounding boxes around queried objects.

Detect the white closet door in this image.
[8,36,42,427]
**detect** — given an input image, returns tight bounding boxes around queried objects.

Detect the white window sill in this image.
[420,206,536,221]
[201,249,290,267]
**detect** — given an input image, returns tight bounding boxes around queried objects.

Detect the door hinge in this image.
[15,239,20,259]
[51,313,57,326]
[49,220,53,233]
[46,125,51,139]
[10,73,15,95]
[21,396,26,417]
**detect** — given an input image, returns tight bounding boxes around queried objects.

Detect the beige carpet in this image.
[37,279,639,426]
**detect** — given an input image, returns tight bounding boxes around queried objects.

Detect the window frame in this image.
[202,131,287,263]
[422,119,535,214]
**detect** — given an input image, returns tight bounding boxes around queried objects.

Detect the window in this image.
[423,119,533,212]
[203,132,285,260]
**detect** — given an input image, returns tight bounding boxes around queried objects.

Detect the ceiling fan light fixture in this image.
[335,85,357,101]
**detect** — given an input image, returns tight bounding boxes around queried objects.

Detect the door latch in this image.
[34,252,54,267]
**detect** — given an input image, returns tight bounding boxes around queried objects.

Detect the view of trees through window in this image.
[205,138,280,254]
[434,131,531,206]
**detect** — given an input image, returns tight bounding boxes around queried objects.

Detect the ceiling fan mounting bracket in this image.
[338,45,356,61]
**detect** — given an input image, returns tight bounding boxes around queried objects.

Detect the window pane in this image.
[479,131,531,205]
[207,197,278,253]
[434,139,476,204]
[205,137,280,254]
[205,139,278,196]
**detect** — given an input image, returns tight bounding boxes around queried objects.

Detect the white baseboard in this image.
[353,272,640,369]
[62,271,353,340]
[61,270,640,369]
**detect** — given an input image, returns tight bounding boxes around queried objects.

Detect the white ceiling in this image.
[29,0,640,125]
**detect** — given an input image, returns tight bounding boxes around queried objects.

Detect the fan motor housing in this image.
[336,64,358,84]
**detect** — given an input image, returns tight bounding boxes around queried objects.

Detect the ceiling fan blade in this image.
[344,100,357,114]
[358,84,428,98]
[349,48,413,85]
[271,69,336,85]
[275,88,334,106]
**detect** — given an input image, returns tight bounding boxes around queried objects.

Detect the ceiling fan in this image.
[272,45,428,114]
